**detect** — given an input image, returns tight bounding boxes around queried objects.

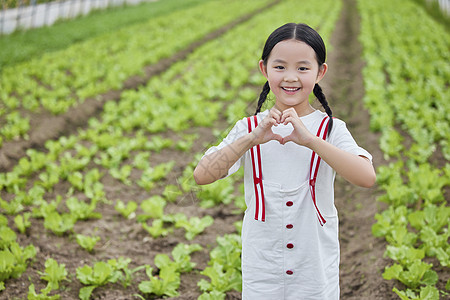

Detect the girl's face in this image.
[259,39,327,116]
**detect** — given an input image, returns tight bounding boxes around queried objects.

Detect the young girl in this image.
[193,23,376,300]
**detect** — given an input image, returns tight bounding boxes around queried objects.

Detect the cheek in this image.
[267,73,282,86]
[301,74,317,86]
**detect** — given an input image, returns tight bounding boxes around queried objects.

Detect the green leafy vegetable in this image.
[175,215,214,240]
[115,200,137,219]
[37,258,68,293]
[138,265,180,297]
[76,234,101,252]
[14,212,31,234]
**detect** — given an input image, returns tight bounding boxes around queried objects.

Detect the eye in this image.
[299,67,309,71]
[274,66,285,70]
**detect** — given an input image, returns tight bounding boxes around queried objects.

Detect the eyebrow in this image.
[272,59,313,65]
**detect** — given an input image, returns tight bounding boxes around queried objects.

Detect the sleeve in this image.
[329,119,373,164]
[202,118,248,177]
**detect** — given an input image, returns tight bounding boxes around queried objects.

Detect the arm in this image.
[306,136,376,188]
[193,132,255,185]
[281,108,376,188]
[194,108,284,185]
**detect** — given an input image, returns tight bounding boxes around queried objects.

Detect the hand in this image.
[251,108,284,145]
[280,108,315,146]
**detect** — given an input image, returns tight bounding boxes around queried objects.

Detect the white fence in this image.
[0,0,157,35]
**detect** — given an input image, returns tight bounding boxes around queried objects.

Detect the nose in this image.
[284,72,299,82]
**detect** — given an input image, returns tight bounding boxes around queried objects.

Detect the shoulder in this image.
[328,115,359,145]
[330,116,349,133]
[309,111,348,139]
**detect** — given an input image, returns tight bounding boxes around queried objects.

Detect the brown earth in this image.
[321,0,396,298]
[1,0,404,299]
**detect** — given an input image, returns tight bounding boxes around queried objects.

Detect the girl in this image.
[193,23,376,300]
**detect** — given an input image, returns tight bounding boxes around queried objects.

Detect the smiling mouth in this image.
[282,87,301,92]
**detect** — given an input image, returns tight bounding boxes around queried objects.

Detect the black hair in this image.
[255,23,333,136]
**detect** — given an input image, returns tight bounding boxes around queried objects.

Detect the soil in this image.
[1,0,408,299]
[320,0,396,298]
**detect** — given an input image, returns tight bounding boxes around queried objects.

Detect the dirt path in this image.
[321,0,395,298]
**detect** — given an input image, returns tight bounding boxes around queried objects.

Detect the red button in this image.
[286,201,293,207]
[286,270,293,275]
[287,243,294,249]
[286,224,293,229]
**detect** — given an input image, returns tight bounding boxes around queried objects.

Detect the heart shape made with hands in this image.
[263,109,310,145]
[271,123,293,145]
[263,120,295,145]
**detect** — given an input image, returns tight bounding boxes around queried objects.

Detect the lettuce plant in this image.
[76,234,101,252]
[138,265,180,297]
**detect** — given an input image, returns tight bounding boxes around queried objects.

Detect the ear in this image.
[259,60,268,79]
[315,63,328,84]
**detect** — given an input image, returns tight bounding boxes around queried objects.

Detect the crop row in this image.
[1,0,343,298]
[358,0,449,299]
[0,0,271,145]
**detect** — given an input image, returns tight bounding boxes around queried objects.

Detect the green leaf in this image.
[38,258,68,291]
[419,285,439,300]
[142,219,173,238]
[76,234,100,252]
[162,184,182,202]
[175,215,214,240]
[198,291,226,300]
[93,261,114,285]
[392,287,416,300]
[210,234,242,271]
[138,196,166,220]
[196,177,234,208]
[0,226,17,249]
[382,263,403,281]
[154,254,172,270]
[0,250,16,281]
[66,197,101,220]
[43,211,75,236]
[114,200,137,219]
[79,285,96,300]
[27,283,60,300]
[200,262,241,293]
[76,265,94,285]
[385,245,425,266]
[138,264,180,297]
[420,269,438,286]
[14,213,31,234]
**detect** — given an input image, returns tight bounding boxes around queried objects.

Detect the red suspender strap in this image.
[247,116,265,222]
[309,116,331,226]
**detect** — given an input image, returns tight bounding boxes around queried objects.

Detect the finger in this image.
[280,111,292,123]
[270,108,282,124]
[271,133,284,144]
[283,116,294,125]
[281,108,297,123]
[270,107,282,115]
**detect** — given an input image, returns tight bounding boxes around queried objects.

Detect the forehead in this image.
[268,39,316,63]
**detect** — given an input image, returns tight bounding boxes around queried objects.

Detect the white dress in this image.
[204,109,372,300]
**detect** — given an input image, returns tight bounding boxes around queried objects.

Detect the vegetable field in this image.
[0,0,448,299]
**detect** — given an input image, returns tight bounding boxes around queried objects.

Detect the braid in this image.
[313,83,333,136]
[255,81,270,115]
